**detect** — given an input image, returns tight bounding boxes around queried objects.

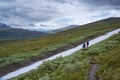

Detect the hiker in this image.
[86,41,89,47]
[82,43,86,49]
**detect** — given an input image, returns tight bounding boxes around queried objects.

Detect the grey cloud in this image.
[46,0,120,6]
[46,0,120,10]
[0,0,119,28]
[46,0,66,3]
[0,0,16,2]
[80,0,120,6]
[0,1,60,25]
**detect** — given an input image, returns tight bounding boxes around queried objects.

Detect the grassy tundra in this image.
[0,18,120,75]
[12,25,120,80]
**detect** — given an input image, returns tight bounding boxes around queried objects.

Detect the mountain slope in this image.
[0,17,120,57]
[11,26,120,80]
[0,28,46,40]
[0,17,120,77]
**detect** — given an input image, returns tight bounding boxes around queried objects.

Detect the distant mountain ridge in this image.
[27,25,79,33]
[51,25,79,33]
[0,17,119,40]
[0,23,11,28]
[42,25,79,33]
[0,23,47,40]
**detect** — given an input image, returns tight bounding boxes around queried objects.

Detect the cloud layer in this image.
[0,0,120,30]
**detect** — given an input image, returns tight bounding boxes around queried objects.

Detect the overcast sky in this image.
[0,0,120,30]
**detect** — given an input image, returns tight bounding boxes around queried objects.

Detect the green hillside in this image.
[12,28,120,80]
[0,17,120,56]
[0,17,120,77]
[96,35,120,80]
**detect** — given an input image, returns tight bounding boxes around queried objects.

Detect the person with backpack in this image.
[86,40,89,47]
[82,43,86,49]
